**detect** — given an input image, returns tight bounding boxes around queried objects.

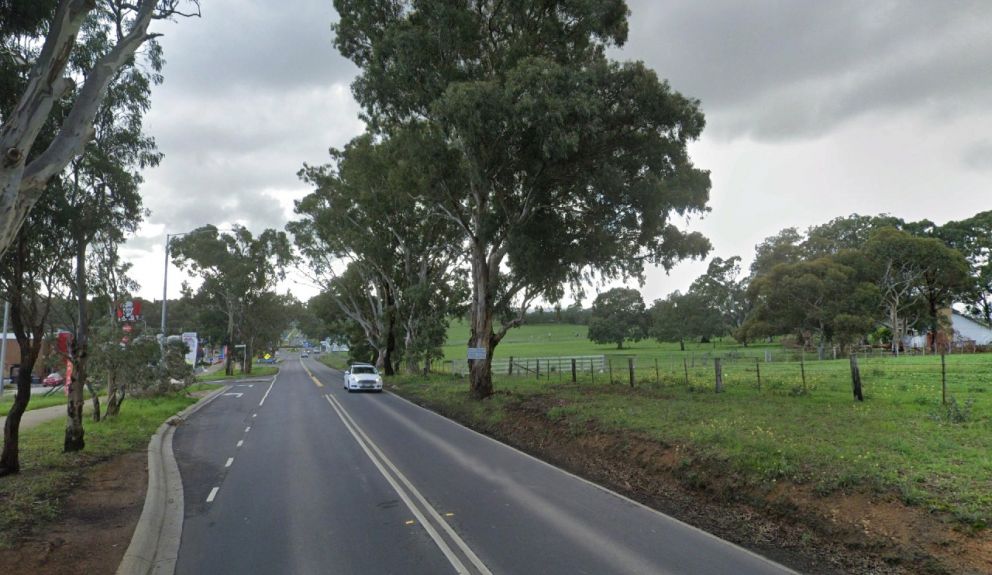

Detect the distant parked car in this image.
[42,372,64,387]
[301,351,309,358]
[343,364,382,393]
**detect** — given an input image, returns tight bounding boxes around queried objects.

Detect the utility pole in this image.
[161,233,170,335]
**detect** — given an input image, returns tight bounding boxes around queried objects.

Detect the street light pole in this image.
[161,233,170,335]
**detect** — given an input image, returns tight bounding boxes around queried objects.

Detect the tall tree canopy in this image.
[0,0,198,258]
[171,226,291,375]
[334,0,711,397]
[587,287,646,349]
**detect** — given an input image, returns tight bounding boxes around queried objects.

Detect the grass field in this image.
[0,390,211,547]
[394,321,992,530]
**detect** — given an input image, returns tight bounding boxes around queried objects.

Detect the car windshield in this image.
[351,366,377,375]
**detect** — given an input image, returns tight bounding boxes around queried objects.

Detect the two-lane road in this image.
[174,356,796,574]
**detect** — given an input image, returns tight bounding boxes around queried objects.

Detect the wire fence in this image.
[435,349,992,406]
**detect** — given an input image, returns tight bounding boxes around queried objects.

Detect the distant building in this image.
[1,333,55,382]
[903,309,992,349]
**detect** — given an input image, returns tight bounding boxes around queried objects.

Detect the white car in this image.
[343,364,383,393]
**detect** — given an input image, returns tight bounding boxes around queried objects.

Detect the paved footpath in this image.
[173,355,796,575]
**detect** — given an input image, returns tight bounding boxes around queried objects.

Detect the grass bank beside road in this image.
[389,359,992,572]
[196,364,278,382]
[0,388,219,547]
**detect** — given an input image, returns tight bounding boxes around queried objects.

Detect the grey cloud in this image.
[962,141,992,171]
[621,0,992,140]
[151,0,358,97]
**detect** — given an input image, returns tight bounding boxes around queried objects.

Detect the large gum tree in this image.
[334,0,712,398]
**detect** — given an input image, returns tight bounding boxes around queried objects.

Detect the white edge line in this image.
[331,393,493,575]
[382,389,798,574]
[324,394,471,575]
[206,487,219,503]
[258,373,278,406]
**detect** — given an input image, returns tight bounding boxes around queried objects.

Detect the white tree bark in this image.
[0,0,183,258]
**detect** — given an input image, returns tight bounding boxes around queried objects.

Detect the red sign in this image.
[56,332,73,355]
[122,324,133,333]
[116,299,142,322]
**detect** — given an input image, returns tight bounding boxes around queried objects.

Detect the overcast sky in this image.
[124,0,992,307]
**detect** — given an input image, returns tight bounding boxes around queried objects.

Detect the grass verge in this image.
[0,389,215,547]
[390,365,992,531]
[196,364,279,382]
[317,352,349,371]
[1,388,102,417]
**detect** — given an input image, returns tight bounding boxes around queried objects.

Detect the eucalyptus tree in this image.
[937,211,992,324]
[170,226,292,375]
[587,288,646,350]
[53,17,160,450]
[688,256,750,343]
[649,290,723,351]
[747,257,879,358]
[0,192,71,475]
[334,0,711,397]
[0,0,198,259]
[291,127,466,374]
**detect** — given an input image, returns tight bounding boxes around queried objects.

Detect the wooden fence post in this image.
[571,358,577,383]
[683,357,689,387]
[591,360,595,384]
[536,359,541,380]
[654,358,660,384]
[850,354,863,401]
[628,357,635,388]
[800,354,807,392]
[755,358,761,390]
[941,353,947,405]
[508,356,513,375]
[714,358,723,393]
[608,359,614,384]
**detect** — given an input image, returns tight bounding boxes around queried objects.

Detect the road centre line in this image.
[206,487,219,503]
[324,394,479,575]
[325,393,492,575]
[236,440,243,448]
[225,457,234,468]
[245,426,251,433]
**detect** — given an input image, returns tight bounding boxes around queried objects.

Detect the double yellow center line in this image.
[299,359,323,387]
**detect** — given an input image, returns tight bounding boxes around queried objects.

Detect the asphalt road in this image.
[174,355,796,575]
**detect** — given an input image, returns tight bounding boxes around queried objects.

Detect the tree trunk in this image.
[65,242,88,453]
[105,373,121,417]
[244,340,253,374]
[679,337,685,352]
[382,292,397,376]
[405,327,418,374]
[468,247,497,399]
[0,341,38,475]
[86,380,100,422]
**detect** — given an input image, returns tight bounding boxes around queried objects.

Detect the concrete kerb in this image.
[116,385,230,575]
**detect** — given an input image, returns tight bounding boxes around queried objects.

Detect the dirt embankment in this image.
[0,452,147,575]
[414,390,992,575]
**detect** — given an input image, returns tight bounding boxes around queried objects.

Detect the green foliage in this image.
[171,225,292,372]
[650,290,724,348]
[748,256,879,351]
[333,0,712,394]
[586,288,646,349]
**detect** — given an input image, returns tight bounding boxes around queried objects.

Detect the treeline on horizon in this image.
[575,211,991,355]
